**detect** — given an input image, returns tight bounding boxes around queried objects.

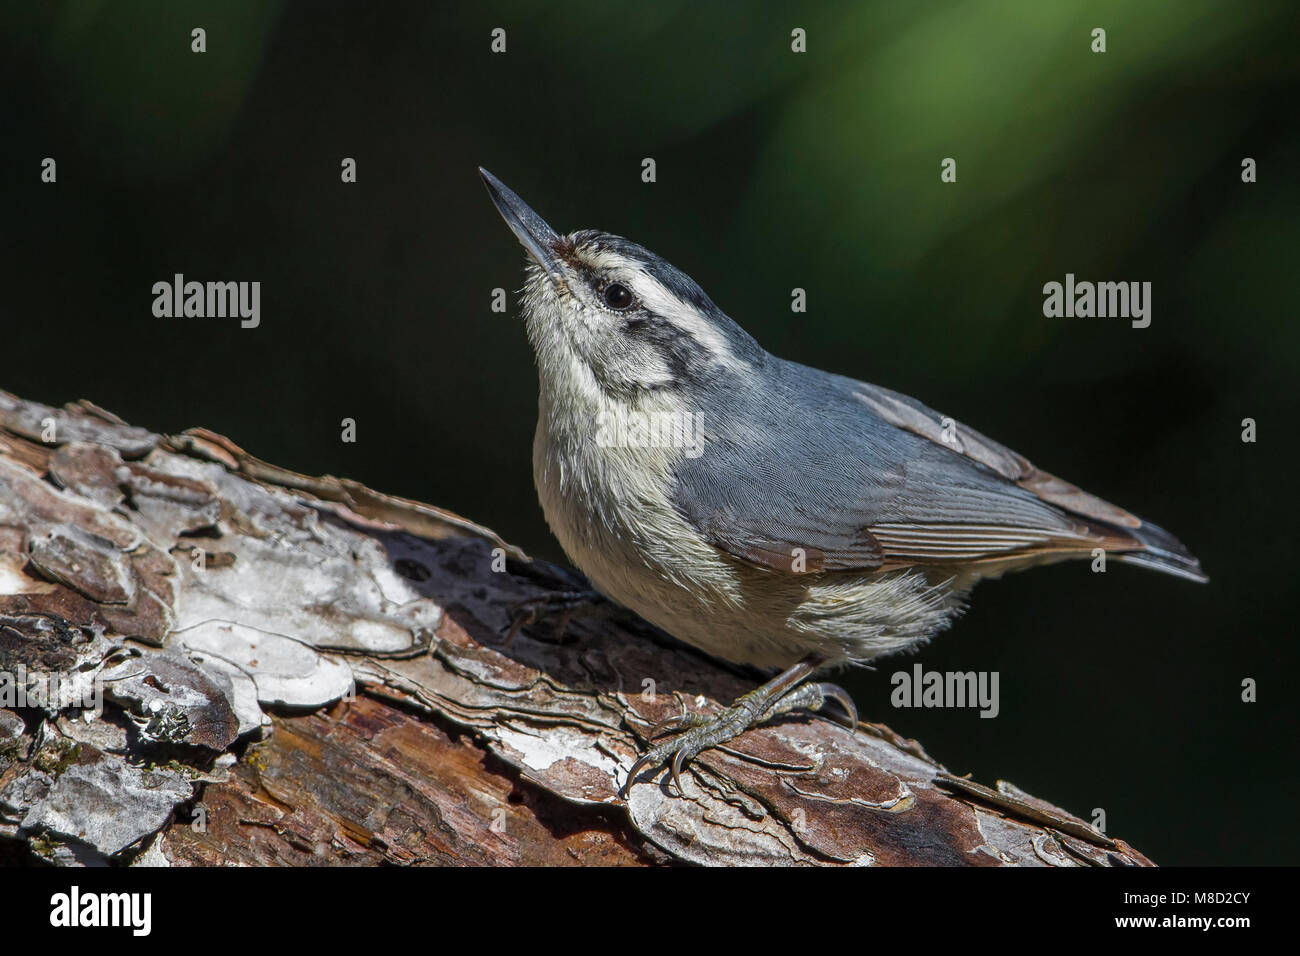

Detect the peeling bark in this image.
[0,390,1152,866]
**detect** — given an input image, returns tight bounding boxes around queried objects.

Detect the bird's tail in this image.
[1111,518,1208,584]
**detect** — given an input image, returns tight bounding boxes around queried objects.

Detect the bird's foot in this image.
[621,659,857,797]
[503,588,611,646]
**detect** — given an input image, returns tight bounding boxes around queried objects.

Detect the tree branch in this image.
[0,390,1151,866]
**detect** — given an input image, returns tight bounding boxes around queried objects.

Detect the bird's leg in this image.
[622,654,857,797]
[503,588,612,646]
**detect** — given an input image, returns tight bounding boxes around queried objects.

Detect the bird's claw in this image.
[621,714,739,798]
[621,676,860,798]
[815,682,859,732]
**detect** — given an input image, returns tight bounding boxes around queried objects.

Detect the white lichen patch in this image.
[495,723,620,778]
[21,755,193,858]
[174,621,354,709]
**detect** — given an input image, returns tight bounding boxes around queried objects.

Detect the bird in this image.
[477,167,1206,797]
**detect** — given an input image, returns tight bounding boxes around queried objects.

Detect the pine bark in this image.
[0,390,1151,866]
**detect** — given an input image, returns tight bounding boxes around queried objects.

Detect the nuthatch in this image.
[478,168,1206,796]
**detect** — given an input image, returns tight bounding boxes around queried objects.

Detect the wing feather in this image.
[670,357,1201,579]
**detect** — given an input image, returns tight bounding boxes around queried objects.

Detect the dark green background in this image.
[3,1,1296,865]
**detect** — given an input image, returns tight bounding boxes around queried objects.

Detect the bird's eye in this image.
[603,282,634,310]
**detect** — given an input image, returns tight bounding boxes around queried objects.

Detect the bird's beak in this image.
[479,167,567,284]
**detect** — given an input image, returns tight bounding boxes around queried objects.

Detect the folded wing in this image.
[670,359,1206,582]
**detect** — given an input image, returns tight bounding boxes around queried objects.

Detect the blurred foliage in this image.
[7,1,283,177]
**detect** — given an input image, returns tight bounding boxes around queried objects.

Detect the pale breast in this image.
[529,392,968,669]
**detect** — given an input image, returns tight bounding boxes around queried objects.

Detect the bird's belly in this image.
[531,424,781,664]
[531,421,964,669]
